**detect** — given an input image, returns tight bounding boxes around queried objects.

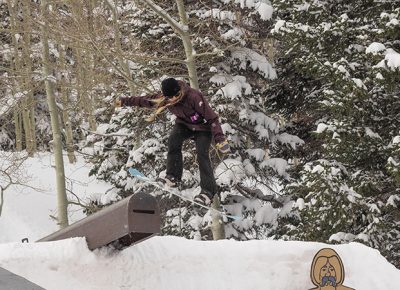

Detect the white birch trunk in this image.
[211,196,226,240]
[59,41,77,164]
[40,0,69,229]
[7,0,34,155]
[175,0,199,89]
[22,0,37,153]
[13,110,22,151]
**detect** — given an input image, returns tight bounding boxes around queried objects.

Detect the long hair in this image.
[146,90,184,122]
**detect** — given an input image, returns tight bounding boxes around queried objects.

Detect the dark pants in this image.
[166,123,217,196]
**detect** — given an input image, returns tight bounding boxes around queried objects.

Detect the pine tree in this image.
[270,0,400,266]
[88,0,303,240]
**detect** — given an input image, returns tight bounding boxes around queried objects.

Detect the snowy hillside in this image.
[1,153,400,290]
[1,237,400,290]
[0,153,111,243]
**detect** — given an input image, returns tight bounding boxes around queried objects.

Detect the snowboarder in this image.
[116,78,230,205]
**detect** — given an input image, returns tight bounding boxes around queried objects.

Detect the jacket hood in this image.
[310,248,345,287]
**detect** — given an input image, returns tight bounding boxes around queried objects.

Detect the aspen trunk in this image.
[69,1,96,131]
[175,0,199,90]
[40,0,69,229]
[59,42,77,164]
[210,195,226,240]
[13,110,22,151]
[175,0,224,238]
[7,0,34,155]
[0,187,3,218]
[21,101,34,156]
[139,0,200,89]
[22,0,37,153]
[104,0,136,95]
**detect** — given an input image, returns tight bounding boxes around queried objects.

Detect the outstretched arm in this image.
[120,93,162,108]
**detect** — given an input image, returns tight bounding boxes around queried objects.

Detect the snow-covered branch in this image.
[137,0,187,35]
[235,183,284,208]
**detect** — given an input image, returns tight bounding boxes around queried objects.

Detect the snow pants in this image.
[166,123,217,196]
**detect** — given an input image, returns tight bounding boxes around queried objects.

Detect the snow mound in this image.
[1,236,399,290]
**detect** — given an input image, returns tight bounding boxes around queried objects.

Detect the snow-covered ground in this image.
[1,152,400,290]
[0,152,110,242]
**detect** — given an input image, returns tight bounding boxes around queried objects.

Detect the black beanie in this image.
[161,78,180,97]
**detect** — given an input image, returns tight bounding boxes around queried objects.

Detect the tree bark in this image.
[7,0,34,155]
[21,0,37,153]
[139,0,199,89]
[210,195,226,240]
[40,0,69,229]
[70,1,97,132]
[104,0,136,95]
[13,110,22,151]
[58,40,77,164]
[175,0,199,89]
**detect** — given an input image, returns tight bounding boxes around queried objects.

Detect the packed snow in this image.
[1,153,400,290]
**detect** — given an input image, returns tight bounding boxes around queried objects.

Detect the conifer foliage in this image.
[88,0,301,240]
[270,0,400,266]
[1,0,399,268]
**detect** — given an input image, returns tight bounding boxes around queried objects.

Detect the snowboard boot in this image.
[159,174,181,189]
[193,190,214,206]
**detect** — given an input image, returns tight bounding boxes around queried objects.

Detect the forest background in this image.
[0,0,399,267]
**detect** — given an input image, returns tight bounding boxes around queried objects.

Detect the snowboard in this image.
[128,168,242,220]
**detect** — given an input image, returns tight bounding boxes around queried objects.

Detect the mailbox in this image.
[37,191,160,250]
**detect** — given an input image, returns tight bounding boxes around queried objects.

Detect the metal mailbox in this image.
[37,191,160,250]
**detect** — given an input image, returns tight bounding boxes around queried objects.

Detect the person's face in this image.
[166,90,182,102]
[166,95,178,102]
[320,261,336,278]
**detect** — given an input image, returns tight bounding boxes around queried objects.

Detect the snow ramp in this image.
[0,236,399,290]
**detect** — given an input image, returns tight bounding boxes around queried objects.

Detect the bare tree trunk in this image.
[104,0,136,95]
[59,40,77,164]
[138,0,199,89]
[175,0,199,89]
[21,99,34,155]
[69,1,97,132]
[211,196,226,240]
[0,187,3,217]
[7,0,34,155]
[13,110,22,151]
[21,0,37,153]
[176,0,224,239]
[40,0,69,229]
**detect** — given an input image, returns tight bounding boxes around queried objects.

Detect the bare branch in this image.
[137,0,187,35]
[235,183,285,208]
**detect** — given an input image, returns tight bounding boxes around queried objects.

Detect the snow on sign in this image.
[309,248,354,290]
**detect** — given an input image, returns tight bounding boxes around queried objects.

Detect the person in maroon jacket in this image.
[117,78,230,205]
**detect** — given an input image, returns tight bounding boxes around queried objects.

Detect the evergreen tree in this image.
[88,0,302,240]
[270,0,400,266]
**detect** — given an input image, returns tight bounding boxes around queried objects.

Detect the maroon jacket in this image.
[121,81,225,143]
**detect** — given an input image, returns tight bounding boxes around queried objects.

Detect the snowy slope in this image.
[1,236,400,290]
[1,152,400,290]
[0,153,111,243]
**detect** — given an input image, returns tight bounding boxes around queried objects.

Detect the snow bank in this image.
[0,236,399,290]
[1,154,400,290]
[0,153,111,243]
